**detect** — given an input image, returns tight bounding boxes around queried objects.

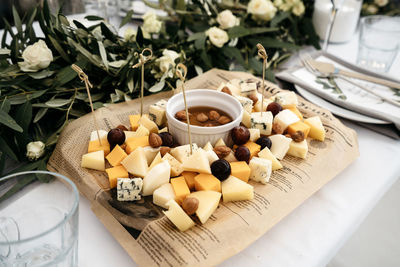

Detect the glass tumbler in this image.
[357,16,400,72]
[0,171,79,266]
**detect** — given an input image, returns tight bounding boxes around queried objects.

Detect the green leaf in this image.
[188,32,206,42]
[0,136,18,161]
[270,12,290,28]
[48,35,71,63]
[200,50,212,69]
[58,14,70,26]
[8,90,47,105]
[98,41,109,70]
[119,10,134,28]
[0,109,23,132]
[33,108,48,123]
[68,38,103,66]
[45,98,72,107]
[12,6,23,35]
[221,47,245,66]
[228,26,278,39]
[28,70,55,79]
[15,101,32,131]
[248,37,299,50]
[176,0,186,10]
[0,99,11,113]
[148,79,165,93]
[55,59,88,86]
[194,34,207,50]
[85,15,105,21]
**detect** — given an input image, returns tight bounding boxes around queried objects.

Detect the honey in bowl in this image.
[175,106,232,127]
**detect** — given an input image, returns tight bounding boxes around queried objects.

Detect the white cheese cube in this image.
[258,147,282,171]
[248,128,260,142]
[249,157,272,184]
[153,183,175,209]
[149,99,167,127]
[254,93,273,112]
[117,178,143,201]
[81,150,105,171]
[217,82,240,96]
[124,131,136,139]
[241,110,251,128]
[142,160,170,196]
[235,95,253,114]
[143,146,160,164]
[188,191,221,224]
[222,176,254,202]
[251,111,273,135]
[214,138,226,147]
[162,153,183,177]
[138,115,158,133]
[163,199,195,231]
[270,91,298,108]
[206,150,219,164]
[121,146,148,177]
[273,109,300,131]
[182,149,211,174]
[170,144,199,163]
[269,134,292,160]
[287,139,308,159]
[224,151,237,162]
[228,79,245,95]
[240,82,257,97]
[90,130,108,141]
[203,141,213,151]
[133,125,149,137]
[158,127,168,133]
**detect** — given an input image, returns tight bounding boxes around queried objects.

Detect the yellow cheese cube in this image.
[304,116,325,141]
[106,145,128,167]
[194,174,221,192]
[88,138,110,156]
[286,107,303,120]
[171,176,190,205]
[129,114,141,131]
[105,165,129,188]
[230,161,251,183]
[234,141,261,158]
[182,171,197,191]
[287,121,311,138]
[125,136,150,154]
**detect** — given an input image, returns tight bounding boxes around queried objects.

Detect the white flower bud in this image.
[205,27,229,48]
[247,0,277,21]
[18,40,53,72]
[26,141,45,161]
[374,0,388,7]
[217,10,240,29]
[142,11,162,35]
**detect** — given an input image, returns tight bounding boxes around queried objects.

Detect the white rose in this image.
[205,27,229,48]
[217,10,240,29]
[142,11,162,35]
[278,0,296,11]
[124,27,136,41]
[374,0,388,7]
[247,0,277,21]
[26,141,45,161]
[154,49,180,78]
[292,1,305,16]
[18,40,53,72]
[366,4,378,14]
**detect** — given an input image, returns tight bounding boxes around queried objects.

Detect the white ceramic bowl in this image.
[166,89,243,147]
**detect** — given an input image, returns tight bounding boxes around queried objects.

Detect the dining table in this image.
[2,12,400,267]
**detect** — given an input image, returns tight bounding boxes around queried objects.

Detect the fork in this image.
[300,53,400,108]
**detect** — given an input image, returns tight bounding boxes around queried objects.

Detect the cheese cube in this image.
[251,111,273,135]
[235,95,253,113]
[273,109,300,132]
[249,157,272,184]
[182,171,197,191]
[133,125,149,137]
[222,176,254,202]
[227,79,244,95]
[287,121,311,138]
[241,110,251,128]
[194,174,221,192]
[121,146,148,177]
[189,191,221,224]
[182,150,211,174]
[270,91,298,108]
[125,136,149,154]
[158,127,168,133]
[223,151,237,162]
[129,114,141,131]
[287,140,308,159]
[171,176,190,205]
[170,144,199,163]
[240,82,257,97]
[214,138,226,147]
[138,115,158,133]
[117,178,143,201]
[162,153,184,177]
[203,141,213,151]
[217,81,241,95]
[230,161,251,183]
[248,128,260,142]
[106,145,128,167]
[253,93,273,112]
[142,160,170,196]
[163,199,195,231]
[304,116,325,141]
[269,134,292,160]
[81,150,105,171]
[153,183,175,209]
[206,150,219,164]
[258,147,282,171]
[124,131,136,139]
[149,152,162,170]
[143,146,160,164]
[286,107,303,120]
[149,99,167,127]
[106,165,129,188]
[234,141,261,158]
[88,138,110,156]
[90,130,108,141]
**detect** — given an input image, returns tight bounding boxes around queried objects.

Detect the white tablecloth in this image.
[2,15,400,267]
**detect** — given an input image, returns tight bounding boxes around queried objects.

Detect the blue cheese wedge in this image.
[248,128,260,142]
[269,134,292,160]
[240,82,257,97]
[235,95,253,114]
[249,157,272,184]
[273,109,300,131]
[287,139,308,159]
[251,111,273,135]
[117,178,143,201]
[270,91,298,108]
[149,99,167,127]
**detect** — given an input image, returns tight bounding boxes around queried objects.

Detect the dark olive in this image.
[107,128,125,148]
[256,136,272,150]
[267,102,283,117]
[211,159,231,181]
[231,126,250,145]
[158,132,174,147]
[234,146,250,163]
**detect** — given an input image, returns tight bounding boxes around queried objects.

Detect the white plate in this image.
[295,85,390,124]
